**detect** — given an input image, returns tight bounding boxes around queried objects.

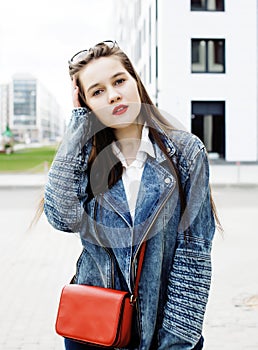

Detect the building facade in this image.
[0,84,9,135]
[115,0,258,162]
[6,74,63,143]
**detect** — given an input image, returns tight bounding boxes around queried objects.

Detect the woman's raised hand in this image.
[72,77,81,108]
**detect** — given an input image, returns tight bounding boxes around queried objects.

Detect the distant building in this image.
[0,84,9,135]
[115,0,258,162]
[7,73,63,143]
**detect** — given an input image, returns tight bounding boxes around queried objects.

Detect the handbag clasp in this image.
[130,294,137,305]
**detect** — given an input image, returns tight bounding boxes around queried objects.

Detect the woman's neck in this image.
[114,123,143,166]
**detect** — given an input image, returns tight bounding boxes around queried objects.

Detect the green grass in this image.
[0,146,57,173]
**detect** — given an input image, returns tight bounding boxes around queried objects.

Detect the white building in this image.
[8,74,63,143]
[115,0,258,162]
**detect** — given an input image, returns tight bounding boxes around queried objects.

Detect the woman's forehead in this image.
[80,56,127,85]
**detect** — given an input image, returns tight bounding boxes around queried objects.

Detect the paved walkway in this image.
[203,186,258,349]
[0,173,48,187]
[0,187,82,350]
[0,186,257,349]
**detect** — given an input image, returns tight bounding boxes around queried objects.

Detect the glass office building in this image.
[12,78,37,128]
[9,74,63,143]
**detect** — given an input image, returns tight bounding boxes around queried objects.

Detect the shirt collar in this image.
[112,123,155,169]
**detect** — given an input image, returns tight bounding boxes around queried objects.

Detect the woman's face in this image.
[79,56,141,130]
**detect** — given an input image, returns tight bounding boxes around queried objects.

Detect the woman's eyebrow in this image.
[112,72,125,79]
[87,72,126,93]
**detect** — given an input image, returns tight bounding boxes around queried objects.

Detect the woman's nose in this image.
[108,87,121,104]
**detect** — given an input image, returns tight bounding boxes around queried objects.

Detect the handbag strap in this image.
[131,241,147,303]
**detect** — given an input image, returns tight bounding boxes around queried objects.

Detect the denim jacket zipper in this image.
[131,179,176,280]
[132,178,176,349]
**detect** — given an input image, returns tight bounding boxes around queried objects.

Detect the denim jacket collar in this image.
[101,146,176,237]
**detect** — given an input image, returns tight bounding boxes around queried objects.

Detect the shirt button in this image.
[166,147,171,153]
[164,177,171,184]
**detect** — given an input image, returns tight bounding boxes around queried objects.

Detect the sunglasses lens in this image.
[70,50,88,63]
[98,40,117,48]
[70,40,117,63]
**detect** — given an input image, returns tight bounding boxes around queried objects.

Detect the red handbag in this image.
[55,242,146,348]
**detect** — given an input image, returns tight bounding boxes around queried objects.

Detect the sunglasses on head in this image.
[69,40,118,64]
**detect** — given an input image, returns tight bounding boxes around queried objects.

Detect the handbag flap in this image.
[56,284,131,346]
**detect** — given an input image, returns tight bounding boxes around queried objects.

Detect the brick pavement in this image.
[0,186,257,349]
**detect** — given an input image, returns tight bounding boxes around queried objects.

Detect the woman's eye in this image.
[93,89,103,96]
[115,78,125,85]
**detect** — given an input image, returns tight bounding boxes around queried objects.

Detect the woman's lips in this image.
[112,104,128,115]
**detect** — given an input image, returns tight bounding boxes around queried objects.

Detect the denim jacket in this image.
[44,108,215,350]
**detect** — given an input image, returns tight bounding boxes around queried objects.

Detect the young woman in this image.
[44,41,218,350]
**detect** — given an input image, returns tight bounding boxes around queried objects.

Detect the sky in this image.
[0,0,116,116]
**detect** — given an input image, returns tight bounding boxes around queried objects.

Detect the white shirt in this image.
[112,124,155,222]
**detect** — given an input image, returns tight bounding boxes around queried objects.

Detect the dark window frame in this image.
[191,0,225,11]
[191,100,226,159]
[191,38,225,73]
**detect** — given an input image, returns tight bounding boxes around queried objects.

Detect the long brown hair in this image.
[35,41,221,231]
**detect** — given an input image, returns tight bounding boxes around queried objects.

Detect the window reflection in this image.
[191,39,225,73]
[208,40,224,72]
[191,0,224,11]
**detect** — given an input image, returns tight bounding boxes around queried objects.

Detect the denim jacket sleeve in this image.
[158,141,216,349]
[44,107,92,232]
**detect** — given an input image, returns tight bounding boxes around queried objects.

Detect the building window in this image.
[12,80,37,128]
[191,0,224,11]
[191,39,225,73]
[191,101,225,159]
